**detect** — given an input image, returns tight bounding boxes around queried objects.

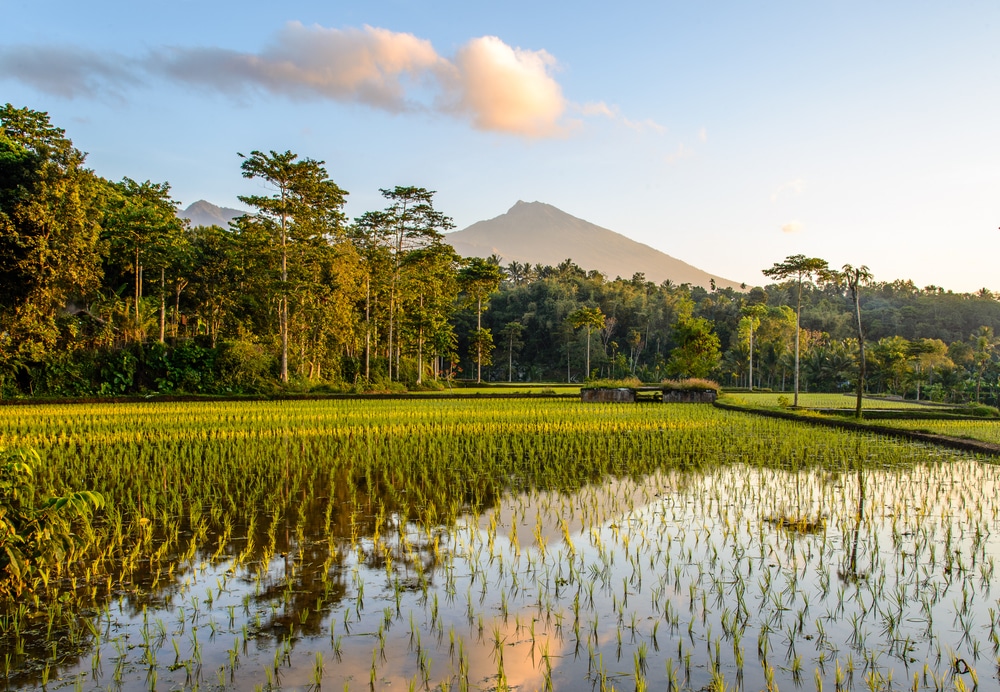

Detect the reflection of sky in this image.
[17,458,1000,690]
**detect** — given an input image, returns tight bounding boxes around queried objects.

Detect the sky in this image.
[2,0,998,292]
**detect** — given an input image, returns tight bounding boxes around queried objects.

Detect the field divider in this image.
[713,399,1000,457]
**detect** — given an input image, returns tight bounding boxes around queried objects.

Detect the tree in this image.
[358,187,454,381]
[740,303,768,390]
[237,150,347,383]
[970,326,997,404]
[0,105,105,361]
[762,255,829,406]
[185,225,237,346]
[103,177,186,343]
[458,257,503,383]
[568,306,606,379]
[832,265,873,418]
[869,336,910,394]
[399,242,459,384]
[498,321,525,382]
[666,300,721,379]
[907,338,951,401]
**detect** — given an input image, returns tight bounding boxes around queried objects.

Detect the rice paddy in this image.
[1,399,997,691]
[726,393,945,410]
[880,419,1000,446]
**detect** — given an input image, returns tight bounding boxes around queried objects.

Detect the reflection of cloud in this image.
[771,178,805,202]
[781,220,803,233]
[1,22,654,139]
[478,475,670,551]
[0,45,138,99]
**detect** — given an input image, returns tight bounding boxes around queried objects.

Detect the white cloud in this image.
[575,101,665,133]
[781,220,803,233]
[664,143,692,163]
[697,127,707,142]
[771,179,805,202]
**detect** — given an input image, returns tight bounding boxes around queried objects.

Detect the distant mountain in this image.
[179,200,245,228]
[445,201,743,290]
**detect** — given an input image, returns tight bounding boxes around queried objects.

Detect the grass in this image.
[723,391,952,410]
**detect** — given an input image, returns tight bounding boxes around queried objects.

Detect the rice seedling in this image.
[0,398,998,689]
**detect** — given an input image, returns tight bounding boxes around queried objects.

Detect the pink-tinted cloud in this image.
[445,36,568,137]
[1,23,647,139]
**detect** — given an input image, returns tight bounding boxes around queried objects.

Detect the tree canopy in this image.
[5,104,1000,403]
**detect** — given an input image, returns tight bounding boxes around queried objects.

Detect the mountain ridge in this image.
[179,200,245,228]
[446,201,742,290]
[179,199,744,290]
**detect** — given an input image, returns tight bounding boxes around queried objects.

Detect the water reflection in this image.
[5,449,1000,690]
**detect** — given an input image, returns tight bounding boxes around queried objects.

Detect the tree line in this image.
[4,104,1000,403]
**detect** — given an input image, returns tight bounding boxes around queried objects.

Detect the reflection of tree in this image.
[840,444,867,583]
[0,612,98,688]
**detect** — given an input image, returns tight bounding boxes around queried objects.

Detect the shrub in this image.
[584,377,643,389]
[0,448,104,595]
[661,378,721,392]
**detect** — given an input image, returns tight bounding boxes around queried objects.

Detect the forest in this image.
[4,104,1000,403]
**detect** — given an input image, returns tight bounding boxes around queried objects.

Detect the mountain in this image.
[179,200,245,228]
[445,201,743,290]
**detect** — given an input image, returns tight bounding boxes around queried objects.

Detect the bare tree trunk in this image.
[364,273,371,380]
[476,296,483,384]
[854,287,865,419]
[159,267,166,343]
[416,293,424,385]
[508,331,513,383]
[794,278,801,406]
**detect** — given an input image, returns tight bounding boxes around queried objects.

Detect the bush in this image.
[956,404,1000,418]
[0,448,104,595]
[215,339,275,393]
[584,377,643,389]
[661,378,721,392]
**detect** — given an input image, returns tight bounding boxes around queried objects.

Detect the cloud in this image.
[0,45,138,99]
[664,143,692,163]
[580,101,615,118]
[147,23,444,112]
[771,179,805,202]
[443,36,569,137]
[575,101,666,134]
[697,127,707,143]
[0,23,647,139]
[781,220,803,233]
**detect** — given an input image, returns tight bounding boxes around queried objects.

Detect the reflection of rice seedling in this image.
[1,399,998,690]
[765,514,827,533]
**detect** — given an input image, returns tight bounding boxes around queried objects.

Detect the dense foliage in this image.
[4,104,1000,403]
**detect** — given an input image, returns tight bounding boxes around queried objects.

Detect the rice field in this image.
[880,418,1000,446]
[725,392,946,410]
[0,399,997,691]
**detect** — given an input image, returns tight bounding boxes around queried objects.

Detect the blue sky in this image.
[3,1,998,292]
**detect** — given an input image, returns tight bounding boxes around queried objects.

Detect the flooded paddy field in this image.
[1,400,997,691]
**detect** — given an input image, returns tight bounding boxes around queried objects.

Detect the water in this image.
[12,457,999,691]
